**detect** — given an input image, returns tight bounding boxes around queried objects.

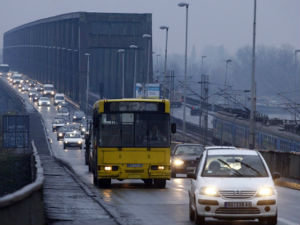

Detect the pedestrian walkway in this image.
[40,155,117,225]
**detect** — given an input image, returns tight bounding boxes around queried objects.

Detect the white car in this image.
[54,93,65,105]
[43,84,55,96]
[188,146,279,225]
[38,97,51,106]
[63,132,83,149]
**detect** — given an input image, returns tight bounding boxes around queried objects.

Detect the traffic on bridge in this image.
[0,1,299,225]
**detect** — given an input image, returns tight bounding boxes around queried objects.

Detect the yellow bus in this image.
[86,99,176,188]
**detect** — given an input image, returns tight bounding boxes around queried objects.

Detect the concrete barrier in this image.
[0,141,45,225]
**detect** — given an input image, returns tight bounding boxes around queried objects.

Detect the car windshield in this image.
[202,154,268,177]
[56,96,64,100]
[40,97,48,101]
[65,133,81,138]
[98,113,170,147]
[174,145,203,155]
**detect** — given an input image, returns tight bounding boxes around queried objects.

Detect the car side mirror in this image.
[171,123,176,134]
[187,172,196,179]
[272,172,280,180]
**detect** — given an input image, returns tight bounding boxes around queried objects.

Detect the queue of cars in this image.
[5,71,280,224]
[6,72,86,150]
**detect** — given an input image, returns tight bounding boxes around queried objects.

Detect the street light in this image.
[295,49,300,123]
[178,2,189,142]
[160,25,169,92]
[118,49,125,98]
[142,34,152,97]
[249,0,257,149]
[199,55,206,143]
[130,45,138,98]
[84,53,90,117]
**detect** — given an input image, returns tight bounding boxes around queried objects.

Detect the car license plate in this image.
[224,202,252,208]
[127,164,143,168]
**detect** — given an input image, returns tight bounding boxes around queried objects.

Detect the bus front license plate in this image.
[127,164,143,168]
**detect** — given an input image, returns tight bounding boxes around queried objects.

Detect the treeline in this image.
[155,44,299,105]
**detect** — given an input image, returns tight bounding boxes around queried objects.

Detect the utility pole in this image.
[295,49,300,125]
[249,0,257,149]
[178,2,189,142]
[199,56,206,143]
[84,53,90,117]
[200,74,209,145]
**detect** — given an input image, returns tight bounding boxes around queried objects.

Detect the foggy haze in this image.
[0,0,299,56]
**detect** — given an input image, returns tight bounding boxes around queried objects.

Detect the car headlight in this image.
[257,187,274,197]
[200,186,220,196]
[77,141,82,144]
[59,133,63,137]
[51,91,54,95]
[64,141,68,144]
[81,127,86,132]
[173,159,184,166]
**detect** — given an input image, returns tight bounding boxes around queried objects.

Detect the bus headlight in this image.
[104,166,112,171]
[158,166,165,170]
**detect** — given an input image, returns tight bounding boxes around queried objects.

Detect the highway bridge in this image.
[1,11,300,225]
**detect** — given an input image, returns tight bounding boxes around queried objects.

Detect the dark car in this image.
[52,118,66,132]
[72,110,86,123]
[171,144,204,178]
[56,123,82,141]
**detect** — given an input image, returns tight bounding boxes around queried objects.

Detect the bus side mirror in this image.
[171,123,176,133]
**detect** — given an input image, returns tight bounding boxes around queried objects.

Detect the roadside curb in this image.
[275,179,300,191]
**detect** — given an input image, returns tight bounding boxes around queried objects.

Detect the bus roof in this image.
[93,98,170,113]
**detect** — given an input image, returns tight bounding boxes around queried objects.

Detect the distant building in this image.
[3,12,153,105]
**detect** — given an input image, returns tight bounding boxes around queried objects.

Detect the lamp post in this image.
[160,25,169,91]
[199,56,206,142]
[178,2,189,142]
[117,49,125,98]
[84,53,90,117]
[249,0,257,149]
[130,45,138,98]
[295,49,300,124]
[142,34,152,97]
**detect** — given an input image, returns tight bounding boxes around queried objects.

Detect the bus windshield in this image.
[98,113,170,147]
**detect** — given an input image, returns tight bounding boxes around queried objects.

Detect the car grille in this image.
[215,207,260,214]
[219,190,256,199]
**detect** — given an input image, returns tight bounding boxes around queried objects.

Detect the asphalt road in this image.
[11,81,300,225]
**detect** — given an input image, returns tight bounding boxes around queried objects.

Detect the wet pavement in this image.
[3,77,300,225]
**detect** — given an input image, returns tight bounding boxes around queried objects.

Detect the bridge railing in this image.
[0,141,45,225]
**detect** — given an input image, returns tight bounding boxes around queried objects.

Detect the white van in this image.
[43,84,55,96]
[54,93,65,105]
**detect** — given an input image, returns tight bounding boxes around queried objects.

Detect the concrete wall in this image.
[261,151,300,180]
[0,141,45,225]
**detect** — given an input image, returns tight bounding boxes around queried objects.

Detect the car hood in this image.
[64,138,82,142]
[199,177,275,190]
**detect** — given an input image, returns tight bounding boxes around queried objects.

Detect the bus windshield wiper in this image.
[217,159,243,177]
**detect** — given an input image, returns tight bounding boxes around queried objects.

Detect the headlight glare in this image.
[257,187,274,197]
[200,186,219,196]
[173,159,184,166]
[104,166,112,171]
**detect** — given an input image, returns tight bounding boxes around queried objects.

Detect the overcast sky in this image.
[0,0,299,56]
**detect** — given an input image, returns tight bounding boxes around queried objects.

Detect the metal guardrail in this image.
[0,141,45,225]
